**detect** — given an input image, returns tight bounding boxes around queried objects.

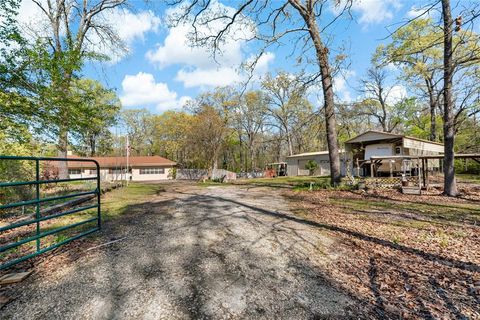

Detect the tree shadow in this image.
[186,192,480,273]
[0,191,363,319]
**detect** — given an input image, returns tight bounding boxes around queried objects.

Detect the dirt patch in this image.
[0,183,361,319]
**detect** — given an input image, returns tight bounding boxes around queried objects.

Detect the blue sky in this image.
[17,0,446,114]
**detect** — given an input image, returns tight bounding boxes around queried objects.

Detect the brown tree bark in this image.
[426,77,437,141]
[441,0,457,196]
[290,0,341,184]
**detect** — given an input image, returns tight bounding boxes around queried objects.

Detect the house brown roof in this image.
[66,156,176,168]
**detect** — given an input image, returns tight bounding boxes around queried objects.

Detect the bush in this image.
[305,160,319,176]
[169,167,177,179]
[455,158,480,174]
[0,136,37,206]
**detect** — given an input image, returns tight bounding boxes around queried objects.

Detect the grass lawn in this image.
[46,182,165,230]
[234,176,331,188]
[1,183,165,261]
[456,173,480,183]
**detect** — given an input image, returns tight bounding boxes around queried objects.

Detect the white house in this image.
[344,130,444,176]
[286,131,444,177]
[286,150,346,176]
[67,156,176,182]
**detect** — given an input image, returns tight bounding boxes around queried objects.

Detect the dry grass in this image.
[286,188,480,319]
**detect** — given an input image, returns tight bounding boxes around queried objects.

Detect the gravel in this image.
[1,183,357,319]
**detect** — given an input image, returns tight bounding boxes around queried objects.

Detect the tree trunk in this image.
[441,0,457,196]
[57,127,69,179]
[286,130,294,156]
[426,78,437,141]
[90,134,96,156]
[430,100,437,142]
[302,10,341,185]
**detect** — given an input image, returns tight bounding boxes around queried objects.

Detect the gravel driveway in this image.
[2,183,357,319]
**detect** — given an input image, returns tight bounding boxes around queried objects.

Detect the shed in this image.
[286,150,345,176]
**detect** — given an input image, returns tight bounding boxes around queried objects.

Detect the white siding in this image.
[403,138,444,153]
[286,154,345,176]
[131,167,173,181]
[364,143,394,160]
[69,167,174,181]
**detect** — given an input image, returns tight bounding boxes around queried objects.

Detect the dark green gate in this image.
[0,156,101,270]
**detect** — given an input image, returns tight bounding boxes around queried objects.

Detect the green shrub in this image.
[305,160,319,176]
[0,136,37,206]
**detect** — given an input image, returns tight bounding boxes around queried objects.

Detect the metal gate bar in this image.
[0,156,101,270]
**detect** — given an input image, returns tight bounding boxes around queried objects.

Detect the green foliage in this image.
[0,133,39,205]
[0,0,27,90]
[153,110,193,162]
[305,160,319,176]
[70,79,120,156]
[122,109,157,156]
[169,167,177,179]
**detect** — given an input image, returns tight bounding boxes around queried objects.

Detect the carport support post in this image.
[421,158,426,189]
[370,161,374,177]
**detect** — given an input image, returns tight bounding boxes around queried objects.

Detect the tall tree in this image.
[153,111,193,165]
[441,0,457,196]
[358,65,403,132]
[122,109,156,156]
[186,105,230,172]
[386,3,480,195]
[262,73,312,156]
[233,91,268,171]
[26,0,126,177]
[71,79,121,156]
[167,0,353,185]
[379,18,443,141]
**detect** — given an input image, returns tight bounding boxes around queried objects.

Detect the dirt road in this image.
[2,183,357,319]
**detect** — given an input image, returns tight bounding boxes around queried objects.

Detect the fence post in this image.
[35,159,40,252]
[96,161,101,229]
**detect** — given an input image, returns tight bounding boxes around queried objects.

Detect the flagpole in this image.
[126,135,130,186]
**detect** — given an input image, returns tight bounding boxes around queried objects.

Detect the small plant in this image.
[169,167,177,179]
[305,160,319,176]
[391,235,401,245]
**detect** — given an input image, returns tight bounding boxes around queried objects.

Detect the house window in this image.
[109,168,124,175]
[140,168,165,175]
[395,146,402,155]
[68,169,81,175]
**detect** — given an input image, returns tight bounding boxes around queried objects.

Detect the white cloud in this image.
[175,67,243,88]
[146,0,262,88]
[120,72,190,112]
[13,2,160,63]
[252,52,275,74]
[92,8,161,63]
[405,5,437,20]
[146,24,243,69]
[16,0,53,39]
[386,85,407,105]
[108,9,160,44]
[351,0,402,25]
[334,70,356,102]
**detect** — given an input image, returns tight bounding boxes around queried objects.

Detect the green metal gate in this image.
[0,156,101,270]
